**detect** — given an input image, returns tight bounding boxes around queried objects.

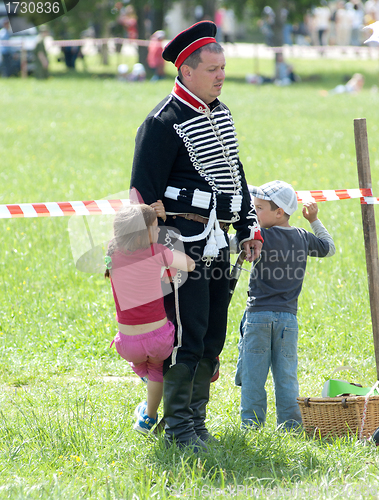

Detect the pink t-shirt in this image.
[147,40,164,69]
[110,243,174,325]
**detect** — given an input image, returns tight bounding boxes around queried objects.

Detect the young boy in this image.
[235,180,335,430]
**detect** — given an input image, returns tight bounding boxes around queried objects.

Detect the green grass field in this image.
[1,52,379,499]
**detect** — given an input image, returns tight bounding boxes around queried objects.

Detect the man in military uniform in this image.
[130,21,263,451]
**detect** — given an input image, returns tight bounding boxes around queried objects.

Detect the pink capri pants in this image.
[112,321,175,382]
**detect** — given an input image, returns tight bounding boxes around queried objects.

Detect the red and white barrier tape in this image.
[0,37,150,48]
[361,197,379,205]
[0,189,378,219]
[0,199,129,219]
[52,37,151,47]
[1,38,377,55]
[295,188,373,202]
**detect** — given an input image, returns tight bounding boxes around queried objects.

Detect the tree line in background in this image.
[11,0,325,67]
[18,0,322,69]
[44,0,321,45]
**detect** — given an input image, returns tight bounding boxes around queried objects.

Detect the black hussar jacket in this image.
[130,78,262,246]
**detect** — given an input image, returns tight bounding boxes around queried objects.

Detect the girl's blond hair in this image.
[105,204,157,278]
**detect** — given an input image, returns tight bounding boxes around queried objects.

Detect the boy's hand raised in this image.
[302,202,318,223]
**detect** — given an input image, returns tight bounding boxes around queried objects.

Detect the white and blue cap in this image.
[249,180,298,216]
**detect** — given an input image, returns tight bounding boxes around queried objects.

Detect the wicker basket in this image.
[297,395,379,439]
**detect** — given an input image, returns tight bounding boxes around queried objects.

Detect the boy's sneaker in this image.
[133,402,158,435]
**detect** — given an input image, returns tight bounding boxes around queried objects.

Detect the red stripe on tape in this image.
[335,189,350,199]
[108,199,124,211]
[308,191,327,202]
[6,205,25,217]
[32,204,51,216]
[361,188,373,197]
[83,201,102,213]
[57,202,76,215]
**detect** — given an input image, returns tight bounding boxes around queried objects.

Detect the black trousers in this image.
[163,216,230,378]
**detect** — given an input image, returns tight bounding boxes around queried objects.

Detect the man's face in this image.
[183,49,226,104]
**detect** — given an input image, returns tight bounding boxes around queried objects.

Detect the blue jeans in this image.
[235,310,302,429]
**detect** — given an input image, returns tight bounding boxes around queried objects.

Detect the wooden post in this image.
[354,118,379,380]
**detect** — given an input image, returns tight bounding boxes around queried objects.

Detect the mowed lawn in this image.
[1,53,379,499]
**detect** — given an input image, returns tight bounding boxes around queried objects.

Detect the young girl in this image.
[105,201,195,434]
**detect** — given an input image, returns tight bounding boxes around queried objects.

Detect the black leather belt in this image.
[174,213,230,232]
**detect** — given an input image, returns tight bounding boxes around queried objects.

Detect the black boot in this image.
[190,358,218,443]
[163,363,207,452]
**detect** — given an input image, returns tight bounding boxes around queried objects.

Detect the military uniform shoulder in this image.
[150,92,199,121]
[147,94,174,118]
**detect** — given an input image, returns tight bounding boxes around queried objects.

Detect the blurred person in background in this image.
[147,30,166,81]
[320,72,365,95]
[214,7,224,42]
[292,21,310,45]
[351,1,365,46]
[119,4,138,39]
[246,51,299,86]
[365,0,379,22]
[274,51,299,85]
[61,45,82,70]
[281,6,293,45]
[222,8,235,43]
[194,5,204,23]
[335,1,354,45]
[34,25,49,79]
[259,6,275,46]
[0,18,12,78]
[129,63,146,81]
[328,1,338,45]
[117,63,129,81]
[313,1,331,45]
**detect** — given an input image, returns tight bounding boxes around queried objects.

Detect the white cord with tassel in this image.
[166,193,228,265]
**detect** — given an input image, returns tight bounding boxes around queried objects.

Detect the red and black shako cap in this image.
[162,21,217,69]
